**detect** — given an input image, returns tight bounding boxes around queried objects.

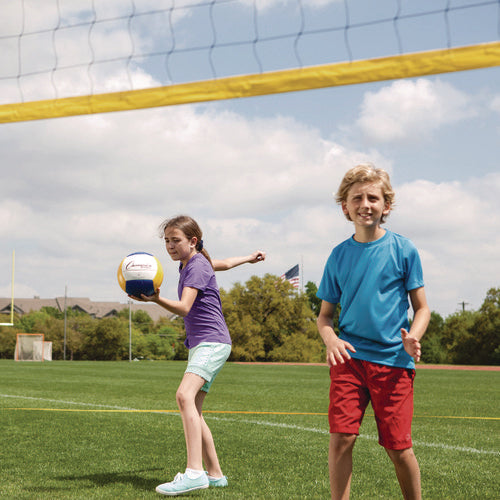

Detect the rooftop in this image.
[0,297,174,322]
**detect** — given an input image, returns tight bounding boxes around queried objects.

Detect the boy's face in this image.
[342,182,391,228]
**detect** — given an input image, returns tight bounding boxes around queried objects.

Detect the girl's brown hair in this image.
[159,215,213,268]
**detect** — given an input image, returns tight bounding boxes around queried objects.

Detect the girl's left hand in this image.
[249,250,266,263]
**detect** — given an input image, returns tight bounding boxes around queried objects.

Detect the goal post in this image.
[15,333,52,362]
[43,341,52,362]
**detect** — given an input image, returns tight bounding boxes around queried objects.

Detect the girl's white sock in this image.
[207,474,222,481]
[185,468,204,479]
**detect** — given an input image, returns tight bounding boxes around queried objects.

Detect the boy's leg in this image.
[328,360,370,500]
[176,372,207,471]
[385,447,421,500]
[329,433,357,500]
[367,364,419,500]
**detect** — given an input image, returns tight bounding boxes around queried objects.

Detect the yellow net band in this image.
[1,41,499,124]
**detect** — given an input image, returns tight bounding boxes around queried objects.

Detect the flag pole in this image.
[300,254,304,292]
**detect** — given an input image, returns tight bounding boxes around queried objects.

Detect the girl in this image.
[134,215,264,496]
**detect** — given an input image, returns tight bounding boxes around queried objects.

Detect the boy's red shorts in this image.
[329,358,415,450]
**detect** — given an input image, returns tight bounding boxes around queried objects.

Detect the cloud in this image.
[0,105,371,302]
[491,95,500,114]
[1,99,498,319]
[356,79,475,143]
[0,5,498,321]
[389,174,500,315]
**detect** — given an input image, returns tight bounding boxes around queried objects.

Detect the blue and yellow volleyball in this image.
[117,252,164,297]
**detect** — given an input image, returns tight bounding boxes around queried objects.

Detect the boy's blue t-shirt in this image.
[317,230,424,369]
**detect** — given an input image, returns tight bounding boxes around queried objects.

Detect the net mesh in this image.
[0,0,499,122]
[15,333,45,361]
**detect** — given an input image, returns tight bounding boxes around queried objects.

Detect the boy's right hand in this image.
[326,338,356,367]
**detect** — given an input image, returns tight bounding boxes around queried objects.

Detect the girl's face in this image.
[163,227,197,265]
[342,181,391,229]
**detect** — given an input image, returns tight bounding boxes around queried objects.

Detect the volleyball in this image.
[117,252,164,297]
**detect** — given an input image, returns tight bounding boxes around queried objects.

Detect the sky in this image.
[0,0,499,318]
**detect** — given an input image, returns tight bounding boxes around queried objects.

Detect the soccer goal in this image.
[15,333,52,362]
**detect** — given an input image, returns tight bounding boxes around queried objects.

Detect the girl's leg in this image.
[176,372,206,471]
[385,447,421,500]
[329,433,357,500]
[195,390,224,478]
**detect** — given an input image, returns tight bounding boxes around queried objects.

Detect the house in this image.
[0,297,174,323]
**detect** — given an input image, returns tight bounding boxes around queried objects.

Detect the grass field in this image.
[0,360,498,499]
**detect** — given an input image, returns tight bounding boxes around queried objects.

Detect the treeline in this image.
[0,277,498,365]
[419,287,500,365]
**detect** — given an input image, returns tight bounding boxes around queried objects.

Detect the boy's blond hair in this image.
[336,164,395,223]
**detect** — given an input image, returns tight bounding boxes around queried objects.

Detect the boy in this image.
[316,164,430,500]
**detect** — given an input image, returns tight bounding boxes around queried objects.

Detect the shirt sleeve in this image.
[317,252,341,304]
[404,241,425,291]
[183,256,213,292]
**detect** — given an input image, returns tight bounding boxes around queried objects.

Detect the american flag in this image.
[281,264,300,289]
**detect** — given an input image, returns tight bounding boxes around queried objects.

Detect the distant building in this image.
[0,297,174,323]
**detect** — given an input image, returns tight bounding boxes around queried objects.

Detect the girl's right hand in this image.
[129,288,160,303]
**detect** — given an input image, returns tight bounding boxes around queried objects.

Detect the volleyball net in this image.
[0,0,499,123]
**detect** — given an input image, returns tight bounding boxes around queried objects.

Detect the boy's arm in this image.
[401,286,431,362]
[317,300,356,367]
[212,250,265,271]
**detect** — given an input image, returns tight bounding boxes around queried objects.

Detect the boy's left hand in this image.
[401,328,421,362]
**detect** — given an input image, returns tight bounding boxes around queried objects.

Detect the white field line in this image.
[2,394,498,457]
[205,415,500,456]
[0,393,138,410]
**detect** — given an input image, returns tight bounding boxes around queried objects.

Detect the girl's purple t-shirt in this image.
[178,253,231,349]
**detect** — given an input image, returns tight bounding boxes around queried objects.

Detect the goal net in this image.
[15,333,52,362]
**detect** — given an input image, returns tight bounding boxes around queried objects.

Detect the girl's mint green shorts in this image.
[186,342,231,393]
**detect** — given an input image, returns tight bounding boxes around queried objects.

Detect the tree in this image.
[221,274,325,362]
[80,317,129,360]
[268,332,324,363]
[117,308,155,334]
[221,283,266,361]
[304,281,322,316]
[0,326,17,358]
[481,287,500,312]
[131,309,154,334]
[133,333,175,360]
[441,310,477,364]
[66,314,95,360]
[420,311,447,364]
[475,288,500,365]
[440,288,500,366]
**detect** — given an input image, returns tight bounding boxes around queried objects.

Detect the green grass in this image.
[0,360,498,499]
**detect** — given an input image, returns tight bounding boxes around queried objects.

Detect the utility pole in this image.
[458,301,469,312]
[129,299,132,362]
[63,286,67,360]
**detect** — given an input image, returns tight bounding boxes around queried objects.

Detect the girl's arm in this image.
[212,250,265,271]
[131,286,198,317]
[317,300,356,367]
[401,286,431,362]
